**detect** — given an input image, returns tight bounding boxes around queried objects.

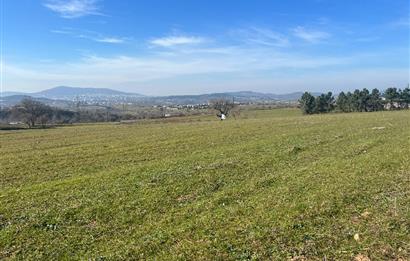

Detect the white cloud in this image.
[233,27,289,47]
[44,0,101,18]
[95,37,125,44]
[6,26,407,95]
[292,26,330,43]
[50,29,72,34]
[6,57,408,95]
[4,45,361,95]
[150,36,205,47]
[51,28,125,44]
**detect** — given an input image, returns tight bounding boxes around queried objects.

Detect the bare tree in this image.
[12,99,53,128]
[231,107,241,119]
[210,99,236,117]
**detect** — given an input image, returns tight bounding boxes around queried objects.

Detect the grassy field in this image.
[0,108,409,260]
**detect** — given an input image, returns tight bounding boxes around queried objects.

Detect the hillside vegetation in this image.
[0,109,409,260]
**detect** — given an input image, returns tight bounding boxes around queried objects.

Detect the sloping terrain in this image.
[0,109,409,260]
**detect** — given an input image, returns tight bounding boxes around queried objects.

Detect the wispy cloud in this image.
[8,26,370,94]
[150,36,205,47]
[7,57,407,95]
[51,28,126,44]
[44,0,101,18]
[94,37,125,44]
[292,26,330,43]
[7,23,407,95]
[233,27,289,47]
[5,46,356,93]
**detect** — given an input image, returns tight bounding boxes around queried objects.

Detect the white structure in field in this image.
[220,114,226,120]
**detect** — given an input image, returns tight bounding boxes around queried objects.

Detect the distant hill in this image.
[139,91,320,105]
[32,86,144,99]
[1,86,319,107]
[197,91,321,101]
[0,86,145,107]
[2,86,144,101]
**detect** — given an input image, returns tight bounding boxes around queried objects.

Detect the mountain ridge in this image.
[2,86,318,99]
[32,86,144,98]
[1,86,317,107]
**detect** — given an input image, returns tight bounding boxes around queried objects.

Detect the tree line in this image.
[299,87,410,114]
[0,99,140,128]
[0,98,215,128]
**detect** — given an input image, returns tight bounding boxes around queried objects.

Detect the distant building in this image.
[384,101,405,110]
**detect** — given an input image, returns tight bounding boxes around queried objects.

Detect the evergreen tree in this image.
[346,92,354,112]
[336,91,349,112]
[299,87,404,115]
[324,92,335,112]
[359,88,370,112]
[368,88,383,111]
[314,94,327,113]
[384,87,399,110]
[352,89,362,112]
[299,92,316,114]
[312,92,334,113]
[400,87,410,109]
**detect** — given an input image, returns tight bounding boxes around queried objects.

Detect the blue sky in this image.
[2,0,409,95]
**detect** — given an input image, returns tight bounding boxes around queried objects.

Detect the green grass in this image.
[0,108,409,260]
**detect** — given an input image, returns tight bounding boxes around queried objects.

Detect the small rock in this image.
[354,233,360,241]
